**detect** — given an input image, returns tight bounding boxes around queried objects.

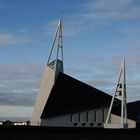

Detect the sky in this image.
[0,0,140,120]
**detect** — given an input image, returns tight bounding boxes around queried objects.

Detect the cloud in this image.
[0,31,45,47]
[63,20,86,37]
[0,62,44,106]
[83,0,132,11]
[121,26,140,35]
[65,66,91,76]
[44,0,140,39]
[0,33,29,45]
[0,106,33,118]
[81,0,140,22]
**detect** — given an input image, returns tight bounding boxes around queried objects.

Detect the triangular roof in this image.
[41,72,112,118]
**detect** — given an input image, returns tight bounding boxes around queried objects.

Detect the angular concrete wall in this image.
[31,59,63,126]
[30,66,55,125]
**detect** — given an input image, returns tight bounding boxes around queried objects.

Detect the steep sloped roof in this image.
[41,72,112,118]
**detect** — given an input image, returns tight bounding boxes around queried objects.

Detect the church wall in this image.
[31,66,55,126]
[41,107,109,127]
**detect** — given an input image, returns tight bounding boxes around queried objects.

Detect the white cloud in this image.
[0,106,33,118]
[65,66,91,76]
[83,0,132,11]
[81,0,140,22]
[122,26,140,35]
[42,0,140,39]
[0,62,44,106]
[83,11,120,21]
[0,33,28,45]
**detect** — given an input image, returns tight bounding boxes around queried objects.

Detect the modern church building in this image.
[30,18,139,128]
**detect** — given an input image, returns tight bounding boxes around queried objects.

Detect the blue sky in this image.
[0,0,140,120]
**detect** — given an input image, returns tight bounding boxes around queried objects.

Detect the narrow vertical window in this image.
[70,114,73,122]
[78,113,81,122]
[102,109,104,122]
[94,110,96,122]
[86,112,89,122]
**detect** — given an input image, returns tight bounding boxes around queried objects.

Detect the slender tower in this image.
[104,58,128,128]
[30,18,63,126]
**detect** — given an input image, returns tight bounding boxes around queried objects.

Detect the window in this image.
[82,123,86,126]
[94,110,96,122]
[102,109,104,122]
[98,123,102,127]
[74,123,78,126]
[70,114,73,122]
[90,123,94,126]
[86,112,89,122]
[78,113,81,122]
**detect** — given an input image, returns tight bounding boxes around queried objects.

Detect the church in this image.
[30,18,139,128]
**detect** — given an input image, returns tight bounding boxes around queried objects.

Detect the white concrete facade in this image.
[40,107,136,128]
[30,66,55,125]
[40,108,109,127]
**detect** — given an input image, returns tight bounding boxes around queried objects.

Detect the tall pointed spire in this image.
[31,18,64,126]
[104,58,128,128]
[47,18,63,72]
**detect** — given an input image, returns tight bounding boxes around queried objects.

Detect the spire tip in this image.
[59,10,63,20]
